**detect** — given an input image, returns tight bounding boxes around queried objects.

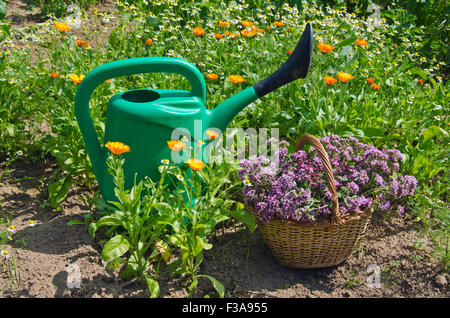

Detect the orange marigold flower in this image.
[417,79,423,85]
[273,21,284,27]
[337,72,354,83]
[105,141,130,156]
[323,76,337,86]
[167,140,186,152]
[187,158,205,171]
[206,129,220,140]
[69,74,85,84]
[193,27,205,36]
[287,50,293,55]
[317,43,334,53]
[214,33,223,39]
[76,40,89,47]
[219,21,231,28]
[207,73,218,81]
[372,84,381,90]
[394,43,398,47]
[145,39,153,46]
[355,39,368,47]
[366,78,374,85]
[256,28,264,34]
[241,29,257,37]
[51,72,58,79]
[54,22,72,32]
[241,20,255,28]
[229,75,245,84]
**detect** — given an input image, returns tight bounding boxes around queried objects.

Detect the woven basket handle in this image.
[295,134,342,224]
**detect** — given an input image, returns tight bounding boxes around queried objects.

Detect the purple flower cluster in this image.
[239,135,417,223]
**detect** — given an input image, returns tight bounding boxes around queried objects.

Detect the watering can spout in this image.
[210,23,313,131]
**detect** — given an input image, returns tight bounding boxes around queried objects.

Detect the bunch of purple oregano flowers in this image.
[239,135,417,223]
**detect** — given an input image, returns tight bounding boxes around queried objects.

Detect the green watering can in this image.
[75,23,313,203]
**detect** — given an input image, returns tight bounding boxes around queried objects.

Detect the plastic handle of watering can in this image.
[74,57,206,184]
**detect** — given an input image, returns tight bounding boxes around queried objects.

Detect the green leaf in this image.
[227,209,256,233]
[5,124,14,136]
[105,258,124,270]
[101,235,130,261]
[362,127,385,138]
[48,174,73,211]
[420,125,447,145]
[412,154,428,175]
[96,215,123,229]
[193,236,211,256]
[200,275,225,298]
[0,1,6,20]
[88,222,97,238]
[120,255,138,279]
[143,273,160,298]
[335,35,357,49]
[67,220,84,226]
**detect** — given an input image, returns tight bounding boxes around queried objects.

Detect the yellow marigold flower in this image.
[372,84,381,90]
[273,21,284,27]
[207,73,218,80]
[69,74,85,84]
[206,129,220,140]
[229,75,245,84]
[355,39,368,47]
[323,76,337,86]
[187,158,205,171]
[219,21,231,28]
[167,140,186,152]
[241,20,255,27]
[317,42,334,53]
[105,141,131,155]
[54,22,72,32]
[337,72,354,83]
[193,27,205,36]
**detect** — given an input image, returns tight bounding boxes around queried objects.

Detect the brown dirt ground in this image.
[0,158,448,298]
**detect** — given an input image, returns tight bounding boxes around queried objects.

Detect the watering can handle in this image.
[74,57,206,183]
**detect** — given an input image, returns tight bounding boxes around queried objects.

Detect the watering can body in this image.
[74,24,313,203]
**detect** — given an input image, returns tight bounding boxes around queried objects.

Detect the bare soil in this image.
[0,158,448,298]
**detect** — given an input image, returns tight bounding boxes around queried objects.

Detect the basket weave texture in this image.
[248,134,373,269]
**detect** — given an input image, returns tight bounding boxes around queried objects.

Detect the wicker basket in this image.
[248,134,373,269]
